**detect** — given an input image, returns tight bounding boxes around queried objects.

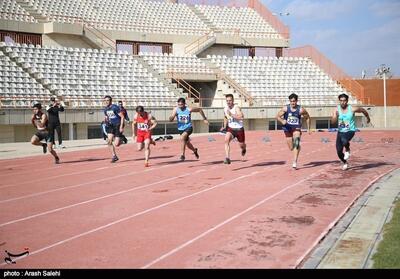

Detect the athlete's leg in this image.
[47,142,59,163]
[343,131,355,152]
[237,129,246,156]
[114,136,121,147]
[292,130,302,164]
[107,133,116,157]
[47,123,56,146]
[239,142,246,156]
[30,134,42,146]
[31,134,47,153]
[224,132,233,160]
[336,132,346,163]
[56,124,63,145]
[180,132,189,157]
[144,138,151,166]
[137,142,144,151]
[186,137,196,152]
[284,131,294,151]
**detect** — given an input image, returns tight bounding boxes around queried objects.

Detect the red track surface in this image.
[0,130,399,268]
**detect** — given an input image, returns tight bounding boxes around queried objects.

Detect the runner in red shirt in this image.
[133,106,158,167]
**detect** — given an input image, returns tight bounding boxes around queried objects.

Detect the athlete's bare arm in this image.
[148,113,158,131]
[169,108,177,122]
[118,111,125,132]
[221,116,228,131]
[190,107,209,125]
[301,108,311,133]
[353,107,371,123]
[132,113,138,137]
[331,107,339,125]
[232,106,244,120]
[276,106,288,125]
[31,114,36,128]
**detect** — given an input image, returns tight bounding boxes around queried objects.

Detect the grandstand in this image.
[0,0,396,142]
[0,42,178,108]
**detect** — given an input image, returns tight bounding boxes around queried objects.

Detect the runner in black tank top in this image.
[30,103,60,164]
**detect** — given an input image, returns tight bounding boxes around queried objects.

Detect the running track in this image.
[0,130,399,268]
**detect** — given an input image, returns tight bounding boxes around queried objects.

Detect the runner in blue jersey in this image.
[277,93,311,169]
[103,95,125,163]
[169,97,209,161]
[331,93,371,170]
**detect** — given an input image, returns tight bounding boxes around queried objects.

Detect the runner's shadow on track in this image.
[349,162,394,170]
[232,160,286,171]
[299,160,335,169]
[156,159,198,165]
[60,158,108,164]
[202,160,245,165]
[128,155,175,162]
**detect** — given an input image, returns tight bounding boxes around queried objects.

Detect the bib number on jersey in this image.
[179,115,190,124]
[287,116,299,125]
[339,121,350,130]
[137,123,149,131]
[106,111,116,119]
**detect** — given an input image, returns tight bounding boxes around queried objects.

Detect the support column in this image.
[69,123,74,140]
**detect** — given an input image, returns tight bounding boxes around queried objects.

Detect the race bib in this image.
[339,121,350,131]
[179,115,190,124]
[287,115,299,125]
[137,123,149,131]
[106,110,116,119]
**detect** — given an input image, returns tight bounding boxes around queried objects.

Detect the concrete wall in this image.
[0,125,14,143]
[198,44,233,58]
[43,33,94,48]
[365,106,400,128]
[14,125,36,142]
[0,19,48,34]
[173,43,187,56]
[76,123,88,140]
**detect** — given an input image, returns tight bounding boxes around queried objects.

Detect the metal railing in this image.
[216,71,254,106]
[184,31,215,55]
[166,71,201,104]
[48,14,115,51]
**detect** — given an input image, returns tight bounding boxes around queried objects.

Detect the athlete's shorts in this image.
[34,130,52,143]
[178,127,193,136]
[106,123,122,137]
[227,127,245,143]
[283,126,301,137]
[137,132,152,143]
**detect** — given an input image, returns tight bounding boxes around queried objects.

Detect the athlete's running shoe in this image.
[224,158,231,164]
[180,155,185,161]
[342,163,348,170]
[193,148,199,159]
[111,155,119,163]
[344,151,350,160]
[42,143,47,154]
[292,162,297,169]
